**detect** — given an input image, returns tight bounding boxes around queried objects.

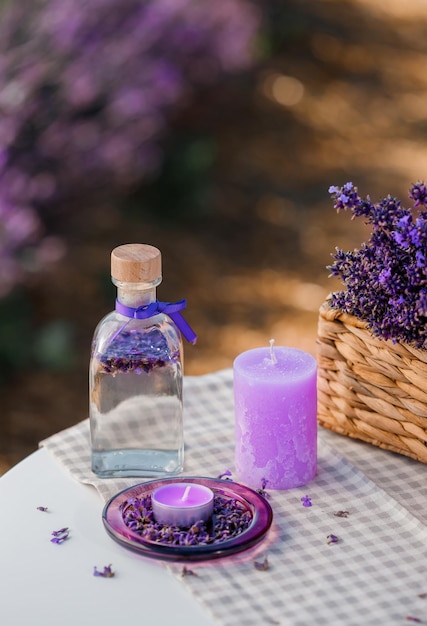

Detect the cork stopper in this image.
[111,244,162,283]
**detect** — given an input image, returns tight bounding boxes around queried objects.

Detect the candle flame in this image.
[269,338,277,364]
[182,485,192,501]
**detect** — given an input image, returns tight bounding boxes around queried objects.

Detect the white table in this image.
[3,369,427,626]
[0,448,216,626]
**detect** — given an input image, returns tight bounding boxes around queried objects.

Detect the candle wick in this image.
[182,485,192,501]
[269,338,277,364]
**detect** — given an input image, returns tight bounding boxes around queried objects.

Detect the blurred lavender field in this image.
[0,0,258,294]
[2,0,427,473]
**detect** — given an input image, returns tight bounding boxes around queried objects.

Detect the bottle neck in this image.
[113,277,161,309]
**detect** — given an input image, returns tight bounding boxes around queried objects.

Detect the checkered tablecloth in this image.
[41,369,427,626]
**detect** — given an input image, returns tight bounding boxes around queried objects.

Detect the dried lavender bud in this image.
[333,510,350,518]
[50,527,70,544]
[37,506,48,512]
[51,534,70,544]
[217,469,233,480]
[326,534,340,545]
[181,566,198,577]
[51,537,68,544]
[96,328,179,375]
[51,527,69,536]
[256,477,270,498]
[301,495,312,507]
[254,555,269,571]
[94,564,115,578]
[122,494,252,546]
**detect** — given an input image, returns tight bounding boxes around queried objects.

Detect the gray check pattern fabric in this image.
[41,369,427,626]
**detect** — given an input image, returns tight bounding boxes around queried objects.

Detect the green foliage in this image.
[32,320,75,369]
[0,290,76,383]
[0,291,33,380]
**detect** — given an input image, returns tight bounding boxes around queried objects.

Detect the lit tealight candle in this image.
[234,342,317,490]
[151,483,214,528]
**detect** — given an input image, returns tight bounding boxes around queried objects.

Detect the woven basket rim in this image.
[319,300,368,329]
[319,299,427,356]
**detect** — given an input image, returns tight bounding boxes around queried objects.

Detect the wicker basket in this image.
[317,301,427,462]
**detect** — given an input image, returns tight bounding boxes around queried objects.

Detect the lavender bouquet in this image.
[327,182,427,350]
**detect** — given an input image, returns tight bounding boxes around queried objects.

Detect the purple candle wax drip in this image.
[122,494,252,546]
[96,327,179,375]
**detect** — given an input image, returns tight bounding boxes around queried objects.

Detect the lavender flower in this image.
[301,495,312,507]
[326,534,340,545]
[0,0,260,295]
[37,506,48,512]
[409,182,427,207]
[328,182,427,348]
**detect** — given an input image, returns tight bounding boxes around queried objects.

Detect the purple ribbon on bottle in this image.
[115,298,197,344]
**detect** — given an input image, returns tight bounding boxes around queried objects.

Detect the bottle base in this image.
[91,448,183,478]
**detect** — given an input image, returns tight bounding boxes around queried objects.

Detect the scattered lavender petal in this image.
[51,527,69,537]
[301,495,312,507]
[256,477,270,499]
[94,564,115,578]
[326,534,340,545]
[50,534,69,544]
[181,566,198,577]
[50,527,70,544]
[254,555,269,571]
[217,469,232,480]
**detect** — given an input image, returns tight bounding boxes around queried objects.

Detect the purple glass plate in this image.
[102,477,273,561]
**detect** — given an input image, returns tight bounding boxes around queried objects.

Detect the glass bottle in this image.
[89,244,184,477]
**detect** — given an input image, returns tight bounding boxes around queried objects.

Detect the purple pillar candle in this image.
[234,344,317,490]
